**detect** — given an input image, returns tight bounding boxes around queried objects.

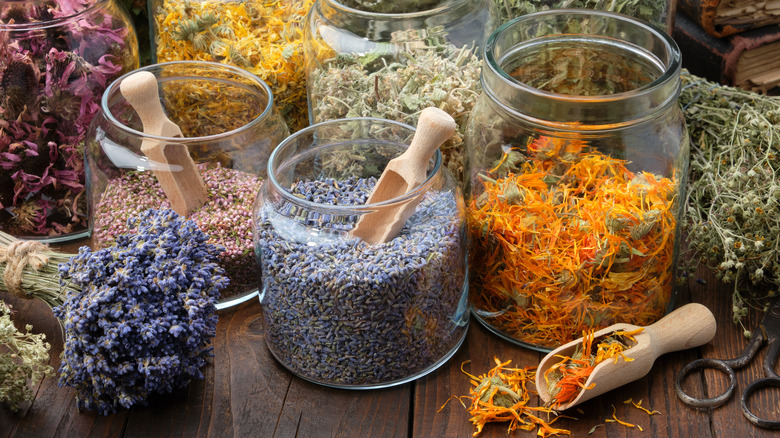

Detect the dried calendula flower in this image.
[0,299,53,412]
[441,358,570,437]
[152,0,312,132]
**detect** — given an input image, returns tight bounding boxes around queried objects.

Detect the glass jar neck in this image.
[481,9,682,129]
[0,0,110,30]
[316,0,478,40]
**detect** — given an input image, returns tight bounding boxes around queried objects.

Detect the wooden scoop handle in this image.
[391,107,457,186]
[119,71,208,217]
[647,302,717,356]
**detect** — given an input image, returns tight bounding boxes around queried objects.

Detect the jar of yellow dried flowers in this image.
[304,0,497,181]
[0,0,139,242]
[465,10,689,351]
[148,0,312,133]
[85,61,290,310]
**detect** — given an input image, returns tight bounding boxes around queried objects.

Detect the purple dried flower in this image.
[53,209,228,415]
[0,0,135,238]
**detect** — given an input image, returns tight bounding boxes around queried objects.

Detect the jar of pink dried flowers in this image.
[0,0,139,242]
[85,61,290,310]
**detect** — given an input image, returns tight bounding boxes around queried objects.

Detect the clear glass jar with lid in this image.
[86,61,290,309]
[465,10,689,351]
[304,0,497,180]
[253,117,469,388]
[0,0,139,242]
[148,0,313,132]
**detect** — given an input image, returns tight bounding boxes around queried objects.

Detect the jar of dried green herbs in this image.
[304,0,496,181]
[148,0,313,133]
[86,61,289,310]
[465,10,689,351]
[0,0,139,242]
[253,117,469,388]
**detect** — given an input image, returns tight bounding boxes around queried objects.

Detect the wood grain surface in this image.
[2,239,777,437]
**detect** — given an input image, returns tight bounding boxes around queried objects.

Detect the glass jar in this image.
[86,61,290,310]
[493,0,674,35]
[253,117,469,388]
[304,0,496,181]
[0,0,139,242]
[465,10,689,351]
[148,0,313,133]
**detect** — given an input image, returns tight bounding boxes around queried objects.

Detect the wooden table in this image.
[2,242,778,437]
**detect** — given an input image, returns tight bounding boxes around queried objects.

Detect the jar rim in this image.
[267,117,443,213]
[482,9,681,118]
[102,60,277,142]
[0,0,108,30]
[321,0,469,19]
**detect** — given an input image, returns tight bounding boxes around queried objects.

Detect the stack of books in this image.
[673,0,780,95]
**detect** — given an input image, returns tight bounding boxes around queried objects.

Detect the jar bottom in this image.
[264,319,469,390]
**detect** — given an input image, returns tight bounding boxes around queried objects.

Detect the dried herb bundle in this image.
[681,71,780,330]
[0,299,52,412]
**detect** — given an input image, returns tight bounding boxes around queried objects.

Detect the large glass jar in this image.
[253,117,469,388]
[492,0,674,34]
[465,10,689,351]
[0,0,139,242]
[86,61,290,309]
[148,0,313,133]
[304,0,496,181]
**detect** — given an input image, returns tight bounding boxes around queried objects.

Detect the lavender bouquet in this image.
[1,209,227,415]
[0,0,138,238]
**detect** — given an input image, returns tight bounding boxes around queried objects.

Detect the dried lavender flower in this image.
[0,299,53,412]
[681,70,780,331]
[52,209,227,415]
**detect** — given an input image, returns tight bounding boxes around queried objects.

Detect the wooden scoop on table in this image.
[535,303,717,411]
[351,107,456,244]
[119,71,208,216]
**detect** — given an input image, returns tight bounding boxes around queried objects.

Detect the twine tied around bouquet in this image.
[0,240,50,299]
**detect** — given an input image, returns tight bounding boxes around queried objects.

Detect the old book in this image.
[678,0,780,37]
[674,12,780,95]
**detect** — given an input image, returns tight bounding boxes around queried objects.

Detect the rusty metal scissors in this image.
[675,297,780,429]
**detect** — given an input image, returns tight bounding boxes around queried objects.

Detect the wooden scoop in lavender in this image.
[351,107,456,244]
[535,303,717,411]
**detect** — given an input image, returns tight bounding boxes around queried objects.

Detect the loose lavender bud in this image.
[53,209,228,415]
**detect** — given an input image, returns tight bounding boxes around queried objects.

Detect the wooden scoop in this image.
[535,302,717,411]
[119,71,208,216]
[351,107,456,244]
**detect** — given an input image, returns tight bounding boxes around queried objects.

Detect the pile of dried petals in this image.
[542,328,643,410]
[0,0,137,238]
[442,357,569,437]
[151,0,312,132]
[468,137,678,349]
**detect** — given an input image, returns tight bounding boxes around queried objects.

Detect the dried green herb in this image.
[339,0,444,13]
[681,71,780,333]
[0,299,53,412]
[492,0,669,31]
[310,41,481,180]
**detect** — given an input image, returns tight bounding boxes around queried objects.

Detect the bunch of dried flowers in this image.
[681,71,780,331]
[0,299,53,412]
[0,0,137,238]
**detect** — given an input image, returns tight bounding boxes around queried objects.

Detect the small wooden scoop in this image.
[536,303,717,411]
[119,71,208,216]
[351,107,456,244]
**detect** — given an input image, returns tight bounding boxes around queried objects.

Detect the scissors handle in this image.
[741,377,780,429]
[676,358,737,408]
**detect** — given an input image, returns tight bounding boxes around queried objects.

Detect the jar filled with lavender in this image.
[86,61,290,309]
[0,0,139,242]
[253,117,469,388]
[303,0,496,181]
